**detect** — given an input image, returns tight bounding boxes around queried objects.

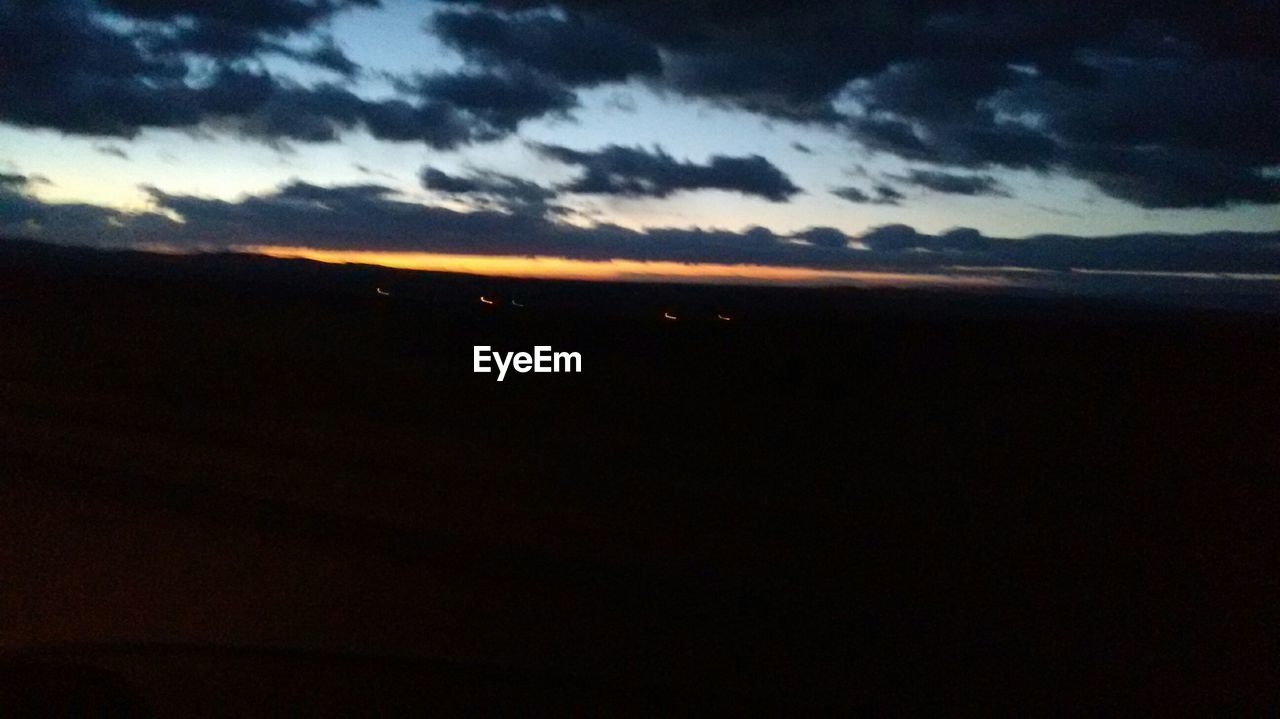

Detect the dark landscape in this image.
[2,240,1277,713]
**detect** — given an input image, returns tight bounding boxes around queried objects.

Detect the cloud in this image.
[604,92,638,113]
[793,227,850,248]
[859,223,923,252]
[432,8,661,86]
[0,0,198,137]
[408,69,577,134]
[0,173,32,188]
[198,72,478,147]
[100,0,379,32]
[431,1,1280,209]
[9,0,1275,210]
[103,0,377,68]
[935,227,988,252]
[93,145,131,160]
[0,1,568,149]
[3,180,1277,282]
[127,181,818,264]
[0,173,123,232]
[421,166,558,214]
[1063,146,1280,209]
[832,185,902,205]
[532,144,802,202]
[150,23,356,68]
[892,170,1009,196]
[842,50,1280,207]
[9,178,808,262]
[284,36,362,76]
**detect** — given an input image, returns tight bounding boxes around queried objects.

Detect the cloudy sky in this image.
[2,0,1278,292]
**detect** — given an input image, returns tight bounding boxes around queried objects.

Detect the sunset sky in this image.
[2,0,1278,290]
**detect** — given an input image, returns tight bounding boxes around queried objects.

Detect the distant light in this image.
[663,312,678,320]
[511,300,525,307]
[717,314,732,321]
[480,296,495,305]
[376,287,390,296]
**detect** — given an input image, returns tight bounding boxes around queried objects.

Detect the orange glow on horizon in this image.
[238,246,1013,288]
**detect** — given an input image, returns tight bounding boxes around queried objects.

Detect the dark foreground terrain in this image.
[1,240,1277,713]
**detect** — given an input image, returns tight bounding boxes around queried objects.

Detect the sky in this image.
[1,0,1278,294]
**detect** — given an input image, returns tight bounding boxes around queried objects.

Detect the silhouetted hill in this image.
[1,237,1277,712]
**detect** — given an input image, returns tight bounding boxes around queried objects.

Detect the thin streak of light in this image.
[238,247,1015,288]
[1070,268,1280,281]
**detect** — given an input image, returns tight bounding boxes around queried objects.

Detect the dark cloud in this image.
[209,67,573,147]
[0,0,198,137]
[433,1,1280,209]
[10,177,800,262]
[350,95,475,147]
[154,23,268,58]
[892,170,1009,197]
[126,181,813,263]
[421,166,558,215]
[136,18,362,76]
[860,224,923,252]
[93,145,131,159]
[874,185,905,204]
[0,173,123,232]
[353,163,396,180]
[994,54,1280,168]
[409,69,577,134]
[430,1,921,121]
[433,8,660,86]
[845,106,1059,172]
[793,227,849,249]
[5,0,1279,213]
[285,36,361,76]
[0,0,566,149]
[832,185,902,205]
[842,48,1280,207]
[832,187,873,203]
[2,180,1279,284]
[851,222,1280,276]
[854,59,1016,126]
[100,0,378,31]
[1063,146,1280,209]
[272,182,396,203]
[533,144,802,202]
[104,0,377,67]
[935,227,987,252]
[0,0,558,151]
